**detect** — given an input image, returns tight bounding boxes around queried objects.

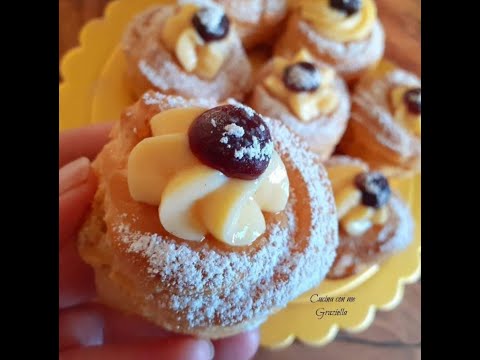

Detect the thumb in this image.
[59,157,97,248]
[59,157,98,308]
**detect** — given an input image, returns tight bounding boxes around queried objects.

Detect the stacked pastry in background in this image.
[78,0,421,339]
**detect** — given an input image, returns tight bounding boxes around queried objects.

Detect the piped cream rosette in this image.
[161,2,233,79]
[328,159,389,237]
[127,106,289,246]
[294,0,377,43]
[263,49,339,122]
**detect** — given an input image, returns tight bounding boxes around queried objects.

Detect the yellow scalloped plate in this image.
[59,0,421,349]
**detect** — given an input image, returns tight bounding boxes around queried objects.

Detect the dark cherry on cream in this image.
[403,88,421,115]
[330,0,362,16]
[192,7,230,42]
[188,105,273,180]
[283,62,321,93]
[354,172,391,208]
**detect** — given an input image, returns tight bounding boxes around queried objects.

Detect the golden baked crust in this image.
[325,156,414,279]
[78,91,338,338]
[338,61,421,178]
[249,59,351,161]
[275,11,385,83]
[122,5,252,101]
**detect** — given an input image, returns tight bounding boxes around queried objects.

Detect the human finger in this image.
[59,122,113,168]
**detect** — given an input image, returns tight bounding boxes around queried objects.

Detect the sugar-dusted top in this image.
[101,92,338,329]
[352,68,421,155]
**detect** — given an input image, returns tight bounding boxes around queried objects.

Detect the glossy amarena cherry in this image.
[283,62,321,93]
[330,0,362,16]
[188,105,273,180]
[404,88,421,115]
[354,172,391,208]
[192,7,230,42]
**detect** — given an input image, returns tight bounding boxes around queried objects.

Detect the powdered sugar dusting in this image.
[250,62,351,159]
[114,220,296,326]
[389,70,421,89]
[127,5,251,101]
[218,0,263,23]
[325,155,369,170]
[224,123,245,138]
[351,69,421,153]
[142,91,216,109]
[378,195,414,253]
[295,18,385,75]
[286,189,298,231]
[265,0,287,15]
[287,64,321,90]
[227,98,256,118]
[221,0,287,24]
[234,137,274,161]
[362,173,386,192]
[196,6,226,36]
[219,122,246,145]
[103,98,337,330]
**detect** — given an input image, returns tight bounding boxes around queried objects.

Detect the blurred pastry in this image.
[325,156,414,279]
[122,0,252,101]
[275,0,385,82]
[338,60,421,177]
[214,0,288,49]
[249,48,350,160]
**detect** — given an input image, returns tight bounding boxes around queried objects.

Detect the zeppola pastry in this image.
[275,0,385,82]
[78,91,338,338]
[338,60,421,177]
[249,48,350,160]
[122,0,252,101]
[214,0,288,49]
[325,156,414,279]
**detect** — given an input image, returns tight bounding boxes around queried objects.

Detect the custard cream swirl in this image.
[296,0,377,42]
[161,3,232,79]
[263,49,339,122]
[127,107,290,246]
[328,163,388,236]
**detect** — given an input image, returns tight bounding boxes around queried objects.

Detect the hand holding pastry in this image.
[275,0,385,82]
[59,123,260,360]
[60,0,421,350]
[78,92,338,339]
[123,0,252,101]
[249,49,350,160]
[325,156,414,279]
[338,60,421,177]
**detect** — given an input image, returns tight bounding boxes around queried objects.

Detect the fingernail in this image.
[59,308,104,350]
[59,157,91,195]
[199,339,215,360]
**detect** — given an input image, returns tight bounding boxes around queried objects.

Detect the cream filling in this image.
[161,3,232,79]
[127,107,290,246]
[295,0,377,42]
[327,164,389,237]
[263,49,339,122]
